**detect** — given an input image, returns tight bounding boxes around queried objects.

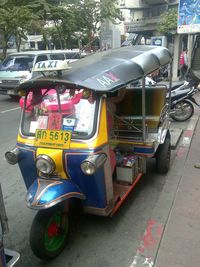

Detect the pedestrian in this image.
[179,47,188,81]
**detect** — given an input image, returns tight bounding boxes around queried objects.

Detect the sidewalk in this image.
[131,104,200,267]
[154,112,200,266]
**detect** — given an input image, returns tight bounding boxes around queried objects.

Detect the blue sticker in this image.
[62,125,74,131]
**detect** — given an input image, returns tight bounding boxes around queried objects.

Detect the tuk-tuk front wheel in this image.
[29,205,69,260]
[156,136,171,174]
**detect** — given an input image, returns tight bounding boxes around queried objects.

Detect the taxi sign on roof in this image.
[33,60,71,72]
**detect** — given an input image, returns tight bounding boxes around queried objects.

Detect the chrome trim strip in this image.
[102,144,114,207]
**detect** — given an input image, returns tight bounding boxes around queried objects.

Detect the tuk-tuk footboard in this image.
[110,173,143,217]
[110,153,146,216]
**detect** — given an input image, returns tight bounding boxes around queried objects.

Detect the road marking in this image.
[130,254,154,267]
[176,116,199,156]
[0,107,20,114]
[130,219,163,267]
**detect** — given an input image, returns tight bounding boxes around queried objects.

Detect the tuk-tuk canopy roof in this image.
[19,45,172,92]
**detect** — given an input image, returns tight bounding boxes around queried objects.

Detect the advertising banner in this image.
[151,36,167,47]
[178,0,200,34]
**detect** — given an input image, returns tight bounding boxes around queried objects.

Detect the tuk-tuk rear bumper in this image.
[26,178,85,210]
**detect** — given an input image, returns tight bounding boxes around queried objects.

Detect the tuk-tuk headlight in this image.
[81,153,107,175]
[35,155,55,175]
[81,161,96,175]
[5,148,20,165]
[18,89,26,97]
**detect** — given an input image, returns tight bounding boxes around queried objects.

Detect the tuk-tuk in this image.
[5,45,172,260]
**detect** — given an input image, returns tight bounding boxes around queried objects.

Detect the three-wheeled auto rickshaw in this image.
[5,45,172,260]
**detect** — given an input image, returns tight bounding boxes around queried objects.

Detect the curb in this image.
[129,114,199,267]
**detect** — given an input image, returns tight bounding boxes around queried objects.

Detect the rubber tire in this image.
[171,100,194,122]
[156,136,171,174]
[29,205,69,260]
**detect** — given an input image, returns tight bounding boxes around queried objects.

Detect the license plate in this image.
[34,129,71,149]
[7,90,15,95]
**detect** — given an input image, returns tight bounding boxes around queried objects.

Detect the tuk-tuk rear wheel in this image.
[29,205,69,260]
[155,135,171,174]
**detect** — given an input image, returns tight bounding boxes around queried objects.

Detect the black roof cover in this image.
[20,45,172,92]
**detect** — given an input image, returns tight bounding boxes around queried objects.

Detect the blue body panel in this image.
[66,152,107,208]
[17,144,37,188]
[17,144,107,210]
[134,146,154,155]
[27,178,85,209]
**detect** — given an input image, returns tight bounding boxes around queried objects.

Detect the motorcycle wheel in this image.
[155,135,171,174]
[170,100,194,122]
[29,205,69,260]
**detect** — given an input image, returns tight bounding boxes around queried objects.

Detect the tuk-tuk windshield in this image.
[21,87,97,139]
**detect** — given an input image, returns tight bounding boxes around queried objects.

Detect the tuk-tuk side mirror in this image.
[5,147,21,165]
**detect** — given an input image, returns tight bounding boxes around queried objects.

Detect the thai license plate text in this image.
[34,129,71,149]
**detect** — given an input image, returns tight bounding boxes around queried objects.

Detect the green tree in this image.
[10,7,35,52]
[26,0,52,49]
[26,0,79,49]
[48,6,78,49]
[78,0,121,49]
[0,0,37,56]
[0,0,121,55]
[0,6,13,57]
[158,8,178,35]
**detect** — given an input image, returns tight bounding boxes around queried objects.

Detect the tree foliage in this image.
[0,0,121,56]
[158,8,178,35]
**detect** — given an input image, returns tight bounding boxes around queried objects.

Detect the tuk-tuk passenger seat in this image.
[114,86,167,138]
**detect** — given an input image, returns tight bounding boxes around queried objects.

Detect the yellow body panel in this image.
[36,148,67,178]
[17,135,34,145]
[109,139,154,148]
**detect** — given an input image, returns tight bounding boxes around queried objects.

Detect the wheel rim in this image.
[173,102,193,121]
[44,211,68,252]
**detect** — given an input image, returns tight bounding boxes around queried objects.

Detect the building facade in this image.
[121,0,178,41]
[118,0,190,80]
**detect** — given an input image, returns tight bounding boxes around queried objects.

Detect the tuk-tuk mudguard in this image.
[26,178,85,210]
[157,123,171,144]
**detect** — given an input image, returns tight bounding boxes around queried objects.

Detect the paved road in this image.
[0,94,197,267]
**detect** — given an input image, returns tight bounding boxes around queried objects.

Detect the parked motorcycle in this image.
[131,77,199,122]
[168,81,199,122]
